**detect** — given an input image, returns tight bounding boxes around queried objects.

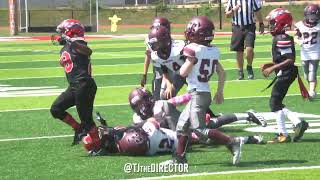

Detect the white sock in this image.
[275,110,288,136]
[282,107,301,126]
[234,113,249,120]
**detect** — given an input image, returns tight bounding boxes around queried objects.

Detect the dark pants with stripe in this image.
[50,78,97,131]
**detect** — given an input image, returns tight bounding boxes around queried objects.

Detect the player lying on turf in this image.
[82,115,245,165]
[129,87,267,137]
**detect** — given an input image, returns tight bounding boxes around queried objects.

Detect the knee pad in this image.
[50,106,65,120]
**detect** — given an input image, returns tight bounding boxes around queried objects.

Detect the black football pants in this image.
[50,78,97,131]
[269,68,298,112]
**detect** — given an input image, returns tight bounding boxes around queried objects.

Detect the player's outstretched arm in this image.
[141,51,151,87]
[168,93,191,106]
[214,62,225,104]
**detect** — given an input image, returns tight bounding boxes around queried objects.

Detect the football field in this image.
[0,34,320,179]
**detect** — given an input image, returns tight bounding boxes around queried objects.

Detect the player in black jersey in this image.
[262,9,309,143]
[50,19,101,153]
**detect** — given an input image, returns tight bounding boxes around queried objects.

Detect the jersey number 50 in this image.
[198,59,217,82]
[60,51,74,73]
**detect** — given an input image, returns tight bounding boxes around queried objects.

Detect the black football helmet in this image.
[304,4,320,27]
[116,129,149,155]
[184,16,215,46]
[151,17,171,32]
[128,87,154,120]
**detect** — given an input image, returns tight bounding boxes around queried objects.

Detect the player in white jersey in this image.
[162,16,243,166]
[142,118,178,155]
[129,87,267,131]
[141,17,171,100]
[295,4,320,99]
[147,26,187,100]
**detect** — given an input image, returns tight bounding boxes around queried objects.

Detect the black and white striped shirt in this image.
[226,0,262,26]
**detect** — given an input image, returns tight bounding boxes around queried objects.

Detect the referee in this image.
[225,0,264,80]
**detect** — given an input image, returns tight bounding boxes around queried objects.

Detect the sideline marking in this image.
[131,166,320,180]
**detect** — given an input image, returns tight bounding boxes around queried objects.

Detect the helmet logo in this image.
[130,95,140,105]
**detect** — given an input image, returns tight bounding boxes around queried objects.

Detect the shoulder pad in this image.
[183,43,198,57]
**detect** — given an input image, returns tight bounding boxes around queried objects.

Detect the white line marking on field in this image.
[131,166,320,180]
[0,135,73,142]
[0,103,129,112]
[0,63,146,71]
[0,94,303,112]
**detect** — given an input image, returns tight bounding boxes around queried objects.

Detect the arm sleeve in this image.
[168,93,191,106]
[253,0,262,12]
[276,37,295,61]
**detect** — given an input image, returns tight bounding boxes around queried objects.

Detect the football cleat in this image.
[247,65,254,80]
[71,128,86,146]
[293,120,309,142]
[238,70,244,80]
[267,133,291,144]
[227,137,242,165]
[247,110,267,127]
[88,148,105,156]
[309,91,317,99]
[160,154,188,166]
[241,135,265,144]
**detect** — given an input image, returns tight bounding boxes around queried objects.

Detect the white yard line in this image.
[131,166,320,180]
[0,135,73,142]
[0,94,302,113]
[0,67,278,80]
[0,63,145,71]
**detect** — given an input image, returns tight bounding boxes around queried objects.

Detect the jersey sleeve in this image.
[294,21,302,38]
[253,0,262,12]
[183,44,197,58]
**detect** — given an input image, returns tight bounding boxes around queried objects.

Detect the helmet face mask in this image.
[304,4,320,27]
[266,8,293,36]
[148,26,172,54]
[129,88,154,120]
[52,19,85,45]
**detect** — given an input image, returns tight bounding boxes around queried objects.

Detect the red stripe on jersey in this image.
[183,47,196,57]
[277,41,291,45]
